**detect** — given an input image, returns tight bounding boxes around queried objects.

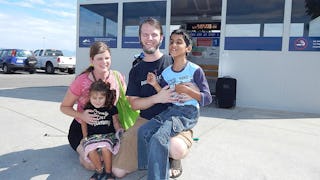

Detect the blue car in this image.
[0,49,37,74]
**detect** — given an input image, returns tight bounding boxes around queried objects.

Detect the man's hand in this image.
[156,85,178,103]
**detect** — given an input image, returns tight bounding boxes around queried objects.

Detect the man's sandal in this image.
[169,158,183,179]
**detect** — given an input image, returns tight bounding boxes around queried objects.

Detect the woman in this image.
[60,41,125,171]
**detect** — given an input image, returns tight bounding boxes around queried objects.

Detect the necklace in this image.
[92,70,111,82]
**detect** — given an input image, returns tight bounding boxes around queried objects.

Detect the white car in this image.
[34,49,76,74]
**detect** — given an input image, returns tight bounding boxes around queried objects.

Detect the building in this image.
[76,0,320,114]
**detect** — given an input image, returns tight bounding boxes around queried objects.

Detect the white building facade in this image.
[77,0,320,114]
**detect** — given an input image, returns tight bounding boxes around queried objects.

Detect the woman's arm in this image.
[81,121,88,139]
[60,89,97,124]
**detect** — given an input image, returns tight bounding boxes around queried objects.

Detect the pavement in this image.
[1,85,320,180]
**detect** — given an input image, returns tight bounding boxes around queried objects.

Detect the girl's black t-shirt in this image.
[84,103,117,136]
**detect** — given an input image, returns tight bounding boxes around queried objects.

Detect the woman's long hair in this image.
[80,41,111,75]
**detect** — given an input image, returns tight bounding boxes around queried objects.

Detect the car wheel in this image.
[3,64,11,74]
[45,63,55,74]
[68,68,75,74]
[29,69,36,74]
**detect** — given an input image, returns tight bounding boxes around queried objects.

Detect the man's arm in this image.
[128,85,175,110]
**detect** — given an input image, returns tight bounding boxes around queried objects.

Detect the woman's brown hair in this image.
[80,41,111,75]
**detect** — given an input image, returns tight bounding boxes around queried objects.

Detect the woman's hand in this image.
[80,109,97,125]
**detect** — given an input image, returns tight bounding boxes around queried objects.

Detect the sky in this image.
[0,0,76,56]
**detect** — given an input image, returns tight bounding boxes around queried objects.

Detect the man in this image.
[112,17,194,178]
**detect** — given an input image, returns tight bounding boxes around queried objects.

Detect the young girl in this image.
[82,79,123,180]
[138,29,212,179]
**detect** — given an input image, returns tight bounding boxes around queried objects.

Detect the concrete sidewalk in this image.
[0,85,320,180]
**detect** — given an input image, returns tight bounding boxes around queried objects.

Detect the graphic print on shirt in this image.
[92,109,111,126]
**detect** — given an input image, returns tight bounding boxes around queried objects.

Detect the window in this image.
[79,3,118,48]
[225,0,285,51]
[289,0,320,51]
[122,1,166,48]
[33,50,39,56]
[45,50,63,56]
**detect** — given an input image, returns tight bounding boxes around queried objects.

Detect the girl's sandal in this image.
[105,172,115,180]
[90,170,105,180]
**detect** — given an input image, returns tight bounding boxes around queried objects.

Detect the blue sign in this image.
[289,37,320,51]
[79,37,117,48]
[225,37,282,51]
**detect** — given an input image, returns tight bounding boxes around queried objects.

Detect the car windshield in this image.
[16,50,32,57]
[45,50,63,56]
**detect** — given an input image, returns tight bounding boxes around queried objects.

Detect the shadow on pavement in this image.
[0,145,90,180]
[0,86,68,103]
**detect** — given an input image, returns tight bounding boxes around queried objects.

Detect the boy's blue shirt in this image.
[160,61,212,108]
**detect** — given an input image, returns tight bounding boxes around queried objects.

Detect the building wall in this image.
[219,0,320,114]
[77,0,320,114]
[219,51,320,114]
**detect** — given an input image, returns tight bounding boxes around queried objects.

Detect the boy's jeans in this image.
[138,105,199,180]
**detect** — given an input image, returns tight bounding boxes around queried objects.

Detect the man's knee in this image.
[169,137,189,159]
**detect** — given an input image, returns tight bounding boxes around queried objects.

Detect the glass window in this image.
[289,0,320,51]
[16,50,32,57]
[45,50,63,56]
[33,50,39,56]
[0,50,5,57]
[79,3,118,48]
[122,1,166,48]
[225,0,285,51]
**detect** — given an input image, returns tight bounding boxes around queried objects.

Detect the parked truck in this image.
[34,49,76,74]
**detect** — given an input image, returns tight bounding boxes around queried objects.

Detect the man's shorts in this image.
[112,117,193,172]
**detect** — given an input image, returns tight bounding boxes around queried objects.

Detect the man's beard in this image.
[142,42,161,54]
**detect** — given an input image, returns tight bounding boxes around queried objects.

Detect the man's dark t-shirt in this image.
[126,55,173,119]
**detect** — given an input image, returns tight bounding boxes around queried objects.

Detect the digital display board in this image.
[187,22,220,31]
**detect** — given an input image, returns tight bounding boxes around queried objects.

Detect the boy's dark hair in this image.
[87,79,116,109]
[170,29,192,47]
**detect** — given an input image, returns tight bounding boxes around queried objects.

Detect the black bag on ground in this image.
[215,77,237,108]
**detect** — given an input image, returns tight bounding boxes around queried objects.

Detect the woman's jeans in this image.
[138,105,199,180]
